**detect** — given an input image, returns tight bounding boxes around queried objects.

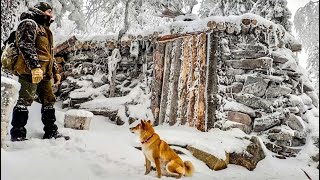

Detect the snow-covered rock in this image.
[1,76,20,148]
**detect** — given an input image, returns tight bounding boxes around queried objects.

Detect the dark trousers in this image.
[10,75,58,138]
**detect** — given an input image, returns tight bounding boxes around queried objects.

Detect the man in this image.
[10,2,68,141]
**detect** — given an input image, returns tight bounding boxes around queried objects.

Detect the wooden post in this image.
[151,42,165,125]
[159,41,173,124]
[187,35,198,127]
[196,33,207,132]
[168,38,183,126]
[206,32,218,130]
[179,36,191,125]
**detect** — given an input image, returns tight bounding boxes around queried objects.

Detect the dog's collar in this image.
[141,133,154,144]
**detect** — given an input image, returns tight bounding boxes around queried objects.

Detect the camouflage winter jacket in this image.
[14,7,58,80]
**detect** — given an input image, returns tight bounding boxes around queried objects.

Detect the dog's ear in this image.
[140,120,144,125]
[147,120,151,124]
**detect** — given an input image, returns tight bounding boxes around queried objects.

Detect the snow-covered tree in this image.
[84,0,178,37]
[251,0,292,32]
[1,0,86,46]
[294,1,319,95]
[1,0,25,47]
[199,0,256,17]
[199,0,292,32]
[33,0,86,31]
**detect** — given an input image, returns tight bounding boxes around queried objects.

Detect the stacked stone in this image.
[214,18,318,158]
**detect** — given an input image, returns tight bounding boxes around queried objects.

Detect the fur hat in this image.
[34,2,52,12]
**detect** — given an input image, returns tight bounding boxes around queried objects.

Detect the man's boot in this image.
[41,105,69,140]
[10,105,28,141]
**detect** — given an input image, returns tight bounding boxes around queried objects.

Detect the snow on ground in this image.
[1,102,319,180]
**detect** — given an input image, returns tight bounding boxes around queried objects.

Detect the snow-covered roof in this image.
[55,13,301,55]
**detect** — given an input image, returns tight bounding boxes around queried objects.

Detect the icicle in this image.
[130,40,139,58]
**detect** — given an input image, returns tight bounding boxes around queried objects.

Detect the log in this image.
[179,36,191,125]
[64,110,93,130]
[251,19,258,26]
[137,34,143,40]
[187,35,197,127]
[168,38,183,126]
[159,41,173,124]
[217,22,226,31]
[158,34,184,42]
[242,18,251,26]
[241,19,251,34]
[226,23,235,34]
[196,33,207,132]
[212,21,217,29]
[151,43,166,126]
[206,32,218,130]
[54,36,78,54]
[207,21,213,29]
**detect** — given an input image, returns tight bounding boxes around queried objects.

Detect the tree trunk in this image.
[151,42,166,126]
[206,32,218,130]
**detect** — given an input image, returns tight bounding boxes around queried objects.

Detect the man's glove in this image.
[31,68,43,84]
[54,73,61,85]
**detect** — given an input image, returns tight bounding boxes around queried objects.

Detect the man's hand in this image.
[54,73,61,85]
[31,68,43,84]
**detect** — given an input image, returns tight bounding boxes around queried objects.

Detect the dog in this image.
[130,119,194,178]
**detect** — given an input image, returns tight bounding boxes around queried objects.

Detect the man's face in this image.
[44,9,54,20]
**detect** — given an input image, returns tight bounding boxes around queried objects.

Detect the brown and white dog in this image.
[130,120,194,178]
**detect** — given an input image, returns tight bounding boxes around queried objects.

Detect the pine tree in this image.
[251,0,292,32]
[1,0,25,47]
[199,0,292,32]
[199,0,256,17]
[294,1,319,95]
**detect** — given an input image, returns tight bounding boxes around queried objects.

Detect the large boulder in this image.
[1,77,21,148]
[234,93,273,112]
[64,110,93,130]
[187,145,229,171]
[223,101,256,117]
[265,142,301,158]
[283,114,305,132]
[253,112,284,132]
[306,91,319,108]
[227,111,252,126]
[229,136,265,171]
[225,57,273,70]
[220,82,244,93]
[265,86,292,98]
[221,120,252,134]
[242,76,269,97]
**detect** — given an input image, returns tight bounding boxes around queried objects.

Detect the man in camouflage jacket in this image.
[11,2,67,141]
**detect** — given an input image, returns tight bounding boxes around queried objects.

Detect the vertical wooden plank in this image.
[192,35,201,129]
[187,35,198,127]
[158,41,173,124]
[196,33,207,132]
[151,42,165,126]
[164,41,176,124]
[178,36,191,125]
[206,32,218,130]
[168,38,183,125]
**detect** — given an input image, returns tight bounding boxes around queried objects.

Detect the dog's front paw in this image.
[157,174,162,178]
[144,170,151,175]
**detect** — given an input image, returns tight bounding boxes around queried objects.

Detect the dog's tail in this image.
[184,161,194,177]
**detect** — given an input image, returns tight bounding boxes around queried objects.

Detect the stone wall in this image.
[55,13,319,158]
[210,19,319,158]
